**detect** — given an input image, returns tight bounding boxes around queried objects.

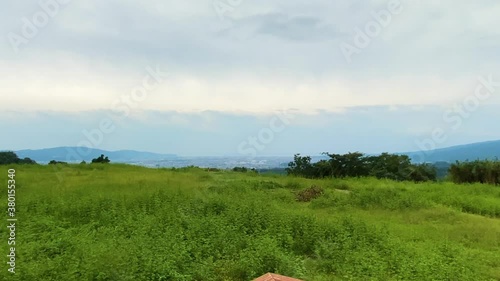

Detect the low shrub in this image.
[296,185,324,202]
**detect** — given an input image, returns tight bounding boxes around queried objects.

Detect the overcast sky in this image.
[1,0,499,156]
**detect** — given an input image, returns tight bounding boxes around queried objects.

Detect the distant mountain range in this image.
[15,147,177,163]
[8,140,500,166]
[403,140,500,163]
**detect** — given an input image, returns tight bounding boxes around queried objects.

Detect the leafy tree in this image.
[0,151,20,165]
[91,154,110,164]
[286,154,315,178]
[324,152,369,178]
[312,160,332,178]
[232,166,248,172]
[21,157,37,164]
[49,160,67,165]
[0,151,36,165]
[366,153,413,181]
[407,163,437,182]
[286,152,438,182]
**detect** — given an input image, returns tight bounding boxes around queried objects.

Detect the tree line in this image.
[0,152,110,165]
[449,160,500,185]
[3,150,499,185]
[286,152,437,182]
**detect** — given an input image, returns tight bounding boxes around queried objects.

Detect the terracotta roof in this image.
[252,273,304,281]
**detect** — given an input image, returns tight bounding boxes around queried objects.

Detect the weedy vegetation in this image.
[0,164,499,281]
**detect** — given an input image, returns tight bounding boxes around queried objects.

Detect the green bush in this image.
[91,154,110,164]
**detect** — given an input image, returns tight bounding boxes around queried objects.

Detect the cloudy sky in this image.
[1,0,499,156]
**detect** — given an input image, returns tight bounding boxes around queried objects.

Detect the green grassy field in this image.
[1,164,499,281]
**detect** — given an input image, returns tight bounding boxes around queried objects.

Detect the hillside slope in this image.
[404,140,500,163]
[15,147,177,163]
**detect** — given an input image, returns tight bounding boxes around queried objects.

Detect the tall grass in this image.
[0,164,499,280]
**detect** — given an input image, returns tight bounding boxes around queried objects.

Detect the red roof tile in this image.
[252,273,304,281]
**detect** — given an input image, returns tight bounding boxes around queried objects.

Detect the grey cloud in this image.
[1,1,499,84]
[248,13,346,41]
